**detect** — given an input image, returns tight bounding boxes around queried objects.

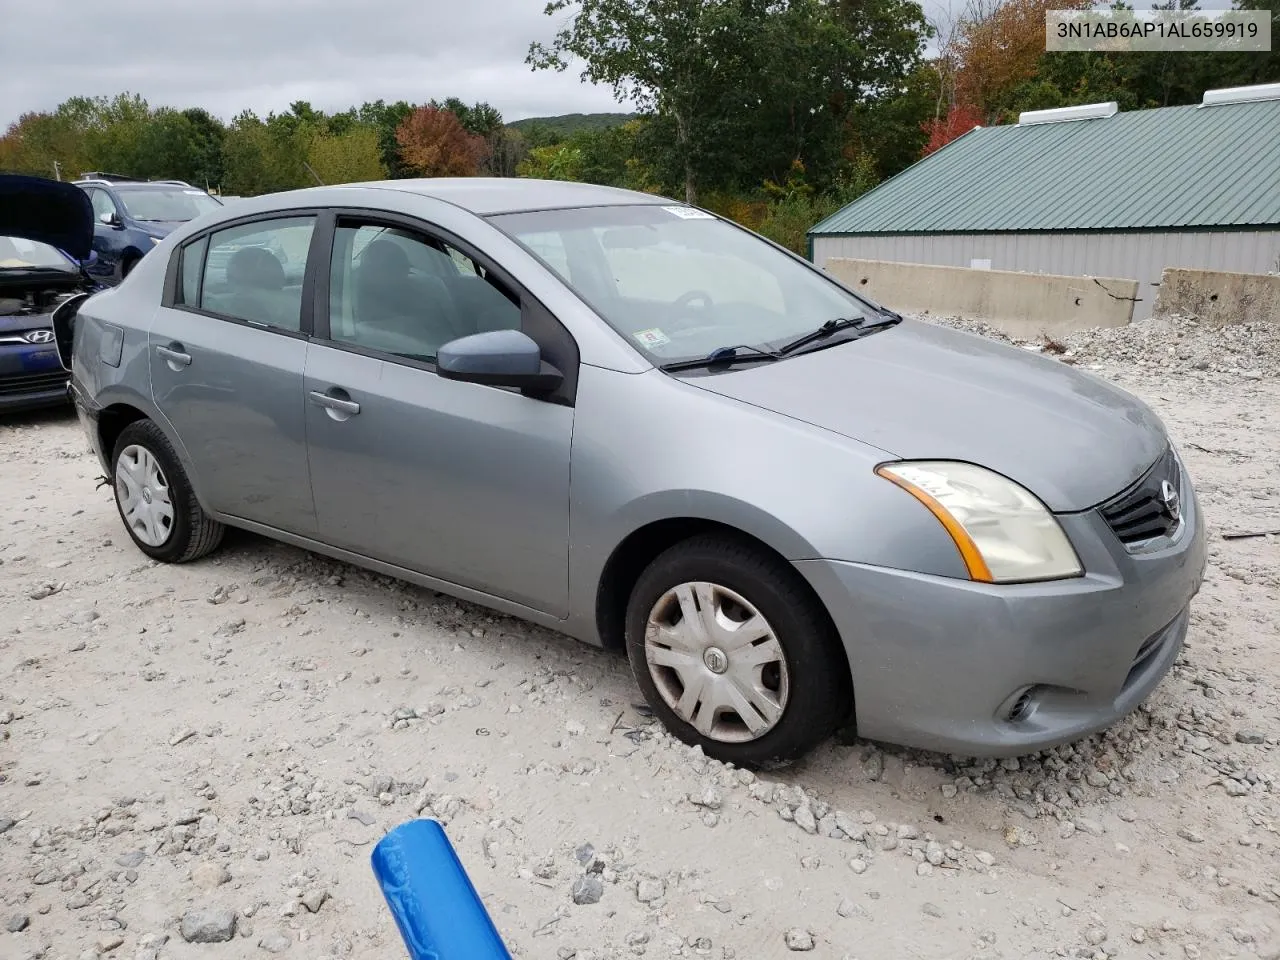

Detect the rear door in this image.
[148,213,322,535]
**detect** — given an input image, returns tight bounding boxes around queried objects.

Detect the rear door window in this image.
[199,217,316,332]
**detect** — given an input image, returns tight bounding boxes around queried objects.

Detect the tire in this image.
[110,420,224,563]
[625,534,851,768]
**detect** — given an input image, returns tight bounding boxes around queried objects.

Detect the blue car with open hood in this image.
[0,174,102,413]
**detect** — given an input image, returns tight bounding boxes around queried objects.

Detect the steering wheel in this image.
[673,290,714,312]
[665,289,720,339]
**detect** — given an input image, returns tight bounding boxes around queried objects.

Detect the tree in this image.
[358,100,415,178]
[483,127,529,177]
[528,0,758,203]
[307,126,387,185]
[180,108,227,188]
[518,144,585,180]
[221,111,310,195]
[920,101,985,154]
[951,0,1093,121]
[0,109,91,177]
[395,106,488,177]
[434,98,505,138]
[530,0,931,203]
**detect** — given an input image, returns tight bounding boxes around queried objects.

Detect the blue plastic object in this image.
[371,818,513,960]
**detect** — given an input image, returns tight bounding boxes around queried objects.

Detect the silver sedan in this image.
[52,178,1207,766]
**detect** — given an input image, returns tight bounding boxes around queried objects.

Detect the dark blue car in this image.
[74,174,223,284]
[0,174,102,413]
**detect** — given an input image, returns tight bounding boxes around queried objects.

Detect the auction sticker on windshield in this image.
[662,206,714,219]
[634,328,671,347]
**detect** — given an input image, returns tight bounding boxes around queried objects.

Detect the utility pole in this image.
[52,160,62,181]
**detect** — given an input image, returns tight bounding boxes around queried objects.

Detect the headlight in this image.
[876,461,1083,583]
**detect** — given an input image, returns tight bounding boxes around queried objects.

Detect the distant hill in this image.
[507,112,636,136]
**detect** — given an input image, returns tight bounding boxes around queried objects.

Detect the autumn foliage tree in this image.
[920,101,985,154]
[952,0,1093,121]
[395,106,488,178]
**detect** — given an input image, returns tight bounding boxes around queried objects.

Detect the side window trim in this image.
[312,208,580,405]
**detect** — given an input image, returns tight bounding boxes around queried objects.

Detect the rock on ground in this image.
[0,311,1276,959]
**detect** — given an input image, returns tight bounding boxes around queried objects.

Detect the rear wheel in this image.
[625,534,851,768]
[111,420,224,563]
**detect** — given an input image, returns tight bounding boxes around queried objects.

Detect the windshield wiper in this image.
[777,316,867,355]
[659,344,781,372]
[777,309,902,355]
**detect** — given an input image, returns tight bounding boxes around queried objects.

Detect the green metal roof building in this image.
[808,83,1280,320]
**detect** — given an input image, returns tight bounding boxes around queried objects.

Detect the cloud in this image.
[0,0,627,127]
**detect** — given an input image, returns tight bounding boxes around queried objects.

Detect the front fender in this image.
[562,365,974,643]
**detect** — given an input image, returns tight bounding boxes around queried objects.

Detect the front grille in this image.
[1099,446,1182,546]
[0,370,70,398]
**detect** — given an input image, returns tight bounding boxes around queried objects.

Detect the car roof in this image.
[344,177,671,216]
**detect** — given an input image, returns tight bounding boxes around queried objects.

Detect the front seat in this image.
[225,246,289,328]
[355,239,463,350]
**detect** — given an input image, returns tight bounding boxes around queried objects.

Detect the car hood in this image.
[0,174,94,261]
[141,221,184,237]
[686,319,1167,512]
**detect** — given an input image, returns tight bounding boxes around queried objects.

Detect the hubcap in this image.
[644,581,790,744]
[115,444,175,548]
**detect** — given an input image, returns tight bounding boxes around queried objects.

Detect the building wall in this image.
[811,230,1280,322]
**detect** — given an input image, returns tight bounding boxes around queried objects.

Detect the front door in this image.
[304,217,574,617]
[148,214,319,534]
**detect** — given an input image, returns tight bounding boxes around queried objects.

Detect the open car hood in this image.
[0,174,94,262]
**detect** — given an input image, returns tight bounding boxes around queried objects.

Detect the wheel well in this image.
[98,403,148,461]
[594,518,841,655]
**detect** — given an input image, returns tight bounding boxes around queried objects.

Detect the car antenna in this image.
[303,162,325,186]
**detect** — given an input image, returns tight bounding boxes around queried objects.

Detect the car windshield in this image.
[0,235,72,269]
[488,204,876,365]
[117,187,222,222]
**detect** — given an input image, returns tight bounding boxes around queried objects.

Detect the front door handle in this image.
[156,343,192,367]
[309,389,361,416]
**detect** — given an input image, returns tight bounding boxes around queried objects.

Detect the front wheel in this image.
[111,420,225,563]
[625,534,851,768]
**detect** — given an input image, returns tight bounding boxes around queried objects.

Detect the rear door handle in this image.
[309,390,361,416]
[156,344,192,366]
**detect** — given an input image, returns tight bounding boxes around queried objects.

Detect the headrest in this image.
[360,239,410,281]
[226,246,285,290]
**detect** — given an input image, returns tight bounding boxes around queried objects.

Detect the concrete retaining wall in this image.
[823,257,1137,338]
[1154,267,1280,326]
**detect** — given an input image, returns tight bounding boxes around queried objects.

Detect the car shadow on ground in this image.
[0,402,78,429]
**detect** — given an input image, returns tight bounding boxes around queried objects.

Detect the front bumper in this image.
[797,459,1208,758]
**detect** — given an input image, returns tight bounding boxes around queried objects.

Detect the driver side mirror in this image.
[436,329,563,394]
[99,211,121,227]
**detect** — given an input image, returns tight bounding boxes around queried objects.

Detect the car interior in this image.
[202,244,306,332]
[328,224,521,361]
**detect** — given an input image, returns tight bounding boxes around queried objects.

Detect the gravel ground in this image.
[2,313,1278,960]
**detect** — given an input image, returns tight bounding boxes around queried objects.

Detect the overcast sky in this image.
[0,0,636,128]
[5,0,1236,130]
